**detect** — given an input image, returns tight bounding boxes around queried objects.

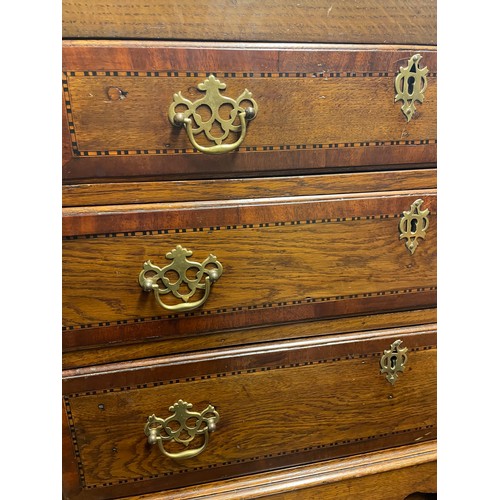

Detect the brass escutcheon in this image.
[394,54,428,121]
[380,340,408,385]
[145,400,219,461]
[168,75,258,154]
[139,245,223,312]
[399,199,430,254]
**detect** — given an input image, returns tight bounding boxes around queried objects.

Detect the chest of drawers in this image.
[62,2,437,498]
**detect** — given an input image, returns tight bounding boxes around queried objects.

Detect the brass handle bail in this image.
[139,245,223,312]
[169,75,258,154]
[145,400,220,461]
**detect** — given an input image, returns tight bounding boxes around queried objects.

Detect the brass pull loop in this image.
[145,400,219,461]
[169,75,258,155]
[139,245,223,312]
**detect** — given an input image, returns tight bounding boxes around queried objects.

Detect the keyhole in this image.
[407,75,415,94]
[390,355,398,370]
[410,219,418,233]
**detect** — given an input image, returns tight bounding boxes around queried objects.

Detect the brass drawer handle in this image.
[145,400,219,461]
[380,340,408,385]
[139,245,223,312]
[169,75,258,154]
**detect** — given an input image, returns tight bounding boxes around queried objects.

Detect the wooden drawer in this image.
[62,189,436,351]
[63,43,436,182]
[62,325,437,499]
[62,0,436,45]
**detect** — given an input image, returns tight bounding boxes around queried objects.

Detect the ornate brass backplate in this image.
[139,245,223,312]
[399,199,429,254]
[168,75,258,154]
[145,400,220,461]
[394,54,428,121]
[380,340,408,385]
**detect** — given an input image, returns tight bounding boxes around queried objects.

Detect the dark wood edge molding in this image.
[62,42,437,73]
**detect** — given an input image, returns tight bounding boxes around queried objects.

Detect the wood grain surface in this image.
[63,43,436,181]
[62,326,436,498]
[62,0,437,45]
[122,442,437,499]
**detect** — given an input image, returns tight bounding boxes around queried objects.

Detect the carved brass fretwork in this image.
[399,199,429,255]
[394,54,428,121]
[168,75,258,154]
[139,245,223,312]
[145,400,219,461]
[380,340,408,385]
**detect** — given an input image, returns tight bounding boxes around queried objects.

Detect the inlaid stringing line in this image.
[62,74,81,155]
[63,396,87,487]
[66,70,437,78]
[69,139,437,157]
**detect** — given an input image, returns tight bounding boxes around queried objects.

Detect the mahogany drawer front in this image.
[62,0,436,45]
[62,191,436,350]
[63,43,436,182]
[62,326,437,499]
